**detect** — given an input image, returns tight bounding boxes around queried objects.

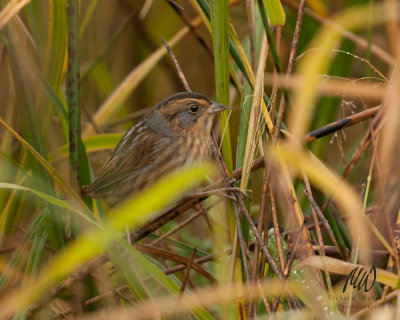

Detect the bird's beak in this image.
[208,102,230,114]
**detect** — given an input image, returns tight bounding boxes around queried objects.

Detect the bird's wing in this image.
[82,121,162,197]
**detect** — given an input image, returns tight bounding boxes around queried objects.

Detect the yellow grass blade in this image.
[0,0,31,31]
[288,1,398,142]
[48,133,123,162]
[83,20,201,136]
[263,0,286,26]
[270,144,370,262]
[0,118,85,208]
[297,256,399,288]
[240,32,268,190]
[0,164,211,319]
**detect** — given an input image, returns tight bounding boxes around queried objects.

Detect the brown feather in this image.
[82,92,223,207]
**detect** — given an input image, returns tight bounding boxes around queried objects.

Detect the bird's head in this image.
[146,92,229,136]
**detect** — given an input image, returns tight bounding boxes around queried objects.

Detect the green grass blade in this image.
[0,183,97,226]
[48,133,123,161]
[0,118,88,210]
[211,0,233,173]
[79,0,99,39]
[0,0,31,31]
[43,0,67,91]
[107,247,150,301]
[0,164,211,317]
[114,239,215,319]
[4,18,66,248]
[263,0,286,26]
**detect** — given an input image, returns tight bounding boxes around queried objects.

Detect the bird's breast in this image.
[181,134,212,163]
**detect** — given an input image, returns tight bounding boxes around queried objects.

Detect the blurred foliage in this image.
[0,0,399,319]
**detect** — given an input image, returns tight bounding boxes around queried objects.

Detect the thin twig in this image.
[81,100,102,134]
[229,228,240,284]
[25,255,108,318]
[210,132,252,281]
[164,254,216,275]
[166,0,214,57]
[149,200,221,246]
[271,0,306,139]
[305,105,381,143]
[354,290,400,318]
[233,200,252,280]
[161,36,191,92]
[25,157,266,318]
[84,253,218,308]
[90,272,134,304]
[320,105,384,213]
[303,175,326,257]
[135,244,216,283]
[304,189,340,254]
[282,0,395,66]
[178,248,197,297]
[238,196,283,279]
[257,279,272,314]
[283,223,308,277]
[270,186,286,273]
[131,156,265,243]
[196,202,214,233]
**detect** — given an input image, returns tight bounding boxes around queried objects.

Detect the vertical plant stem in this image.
[245,0,256,70]
[256,0,308,259]
[274,0,306,141]
[67,0,81,188]
[211,0,233,173]
[257,0,283,73]
[269,186,285,272]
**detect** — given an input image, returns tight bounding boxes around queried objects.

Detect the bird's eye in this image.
[189,105,199,113]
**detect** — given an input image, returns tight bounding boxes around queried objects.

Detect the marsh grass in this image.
[0,0,399,319]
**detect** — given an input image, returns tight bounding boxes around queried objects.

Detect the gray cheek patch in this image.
[144,112,173,136]
[180,112,198,128]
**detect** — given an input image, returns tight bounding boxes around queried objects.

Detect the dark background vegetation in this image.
[0,0,399,319]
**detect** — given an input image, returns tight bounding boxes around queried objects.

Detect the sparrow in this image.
[82,92,228,207]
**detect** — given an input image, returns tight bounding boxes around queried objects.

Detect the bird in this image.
[82,91,228,207]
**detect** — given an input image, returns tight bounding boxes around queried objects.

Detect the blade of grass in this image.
[192,0,274,130]
[0,0,31,31]
[0,183,98,226]
[0,164,210,319]
[79,0,99,39]
[43,0,67,92]
[270,145,369,262]
[24,0,46,56]
[297,256,399,288]
[5,18,66,247]
[288,1,399,141]
[240,33,268,191]
[263,0,286,26]
[51,279,327,320]
[0,118,89,213]
[210,7,239,319]
[114,239,215,320]
[211,0,232,173]
[48,133,123,162]
[106,247,150,301]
